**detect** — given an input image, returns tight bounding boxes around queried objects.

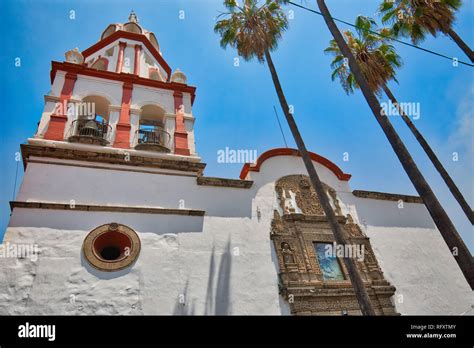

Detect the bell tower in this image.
[36,11,197,157]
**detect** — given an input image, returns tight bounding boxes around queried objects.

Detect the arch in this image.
[123,22,142,34]
[240,148,352,181]
[81,95,111,121]
[133,100,167,112]
[75,90,119,107]
[91,57,109,71]
[140,104,166,125]
[101,24,117,40]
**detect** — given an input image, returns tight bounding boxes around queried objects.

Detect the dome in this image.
[171,69,187,84]
[99,12,160,52]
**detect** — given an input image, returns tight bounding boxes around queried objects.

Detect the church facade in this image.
[1,14,472,315]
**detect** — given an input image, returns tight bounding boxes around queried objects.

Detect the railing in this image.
[134,128,171,153]
[67,118,111,146]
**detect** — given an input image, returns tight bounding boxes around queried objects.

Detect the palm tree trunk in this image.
[383,84,474,224]
[447,28,474,63]
[316,0,474,290]
[264,48,376,315]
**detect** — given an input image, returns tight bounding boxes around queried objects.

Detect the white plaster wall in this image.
[131,86,174,113]
[182,93,192,115]
[72,75,122,105]
[37,100,60,138]
[3,153,471,315]
[0,176,287,315]
[85,41,119,72]
[16,162,254,218]
[50,71,66,97]
[249,155,352,194]
[366,226,473,315]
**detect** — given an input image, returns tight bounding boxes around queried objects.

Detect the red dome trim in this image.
[239,148,351,181]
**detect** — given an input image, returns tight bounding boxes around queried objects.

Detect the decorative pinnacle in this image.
[129,10,138,23]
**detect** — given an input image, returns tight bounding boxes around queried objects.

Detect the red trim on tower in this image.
[239,148,352,181]
[82,30,171,79]
[134,44,141,75]
[51,61,196,105]
[113,82,133,149]
[173,91,190,156]
[44,73,78,141]
[116,41,127,73]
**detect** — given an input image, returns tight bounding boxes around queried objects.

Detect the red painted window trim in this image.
[239,148,352,181]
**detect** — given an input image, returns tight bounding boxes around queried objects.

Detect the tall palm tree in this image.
[325,16,473,224]
[378,0,473,62]
[315,0,473,289]
[215,0,376,315]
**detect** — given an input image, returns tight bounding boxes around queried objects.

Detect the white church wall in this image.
[37,100,60,138]
[249,155,352,195]
[50,71,66,97]
[72,75,122,106]
[365,225,473,315]
[1,205,285,315]
[131,86,175,114]
[4,152,471,315]
[16,161,254,218]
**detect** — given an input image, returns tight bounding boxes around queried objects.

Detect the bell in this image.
[84,120,98,130]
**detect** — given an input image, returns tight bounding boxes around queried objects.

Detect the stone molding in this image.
[352,190,423,204]
[196,176,253,188]
[10,201,205,216]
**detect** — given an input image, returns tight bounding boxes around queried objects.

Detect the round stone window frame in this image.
[82,223,141,272]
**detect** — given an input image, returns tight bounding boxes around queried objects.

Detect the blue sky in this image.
[0,0,472,250]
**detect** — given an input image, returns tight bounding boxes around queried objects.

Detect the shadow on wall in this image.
[173,240,233,315]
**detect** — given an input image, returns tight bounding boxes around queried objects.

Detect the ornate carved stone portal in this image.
[271,175,397,315]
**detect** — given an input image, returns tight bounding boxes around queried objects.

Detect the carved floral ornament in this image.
[82,222,141,272]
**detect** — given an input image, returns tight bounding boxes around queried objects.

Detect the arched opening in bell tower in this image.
[67,95,112,146]
[134,104,171,153]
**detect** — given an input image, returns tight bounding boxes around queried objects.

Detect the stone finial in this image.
[129,10,138,23]
[171,68,187,84]
[65,48,84,64]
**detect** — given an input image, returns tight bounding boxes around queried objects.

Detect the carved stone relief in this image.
[271,175,397,315]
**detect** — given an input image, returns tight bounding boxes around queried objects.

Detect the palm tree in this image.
[215,0,376,315]
[378,0,473,62]
[315,0,473,289]
[325,16,473,224]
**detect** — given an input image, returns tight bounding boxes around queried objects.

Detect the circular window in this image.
[82,223,141,272]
